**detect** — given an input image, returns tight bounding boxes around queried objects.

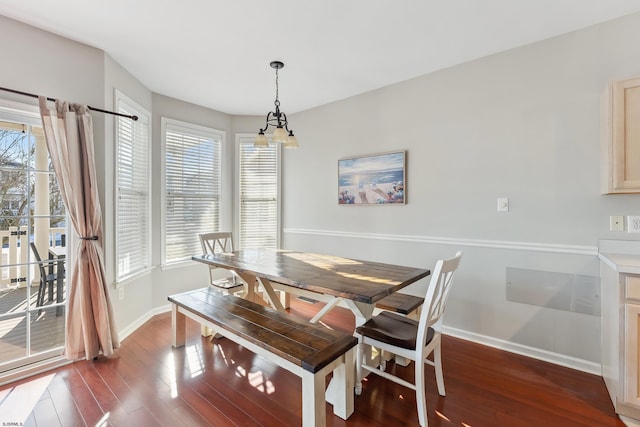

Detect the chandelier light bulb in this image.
[272,126,288,143]
[284,132,298,149]
[254,131,268,148]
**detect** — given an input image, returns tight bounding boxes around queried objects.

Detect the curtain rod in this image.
[0,86,138,121]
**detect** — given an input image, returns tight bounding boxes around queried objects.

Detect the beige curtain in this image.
[38,97,119,360]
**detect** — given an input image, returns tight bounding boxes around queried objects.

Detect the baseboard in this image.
[620,415,640,426]
[118,304,171,341]
[443,325,601,375]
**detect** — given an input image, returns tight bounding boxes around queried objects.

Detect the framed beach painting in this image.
[338,150,406,205]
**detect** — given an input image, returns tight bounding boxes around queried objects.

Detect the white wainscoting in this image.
[283,227,601,374]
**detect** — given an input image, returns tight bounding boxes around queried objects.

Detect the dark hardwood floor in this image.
[0,297,623,427]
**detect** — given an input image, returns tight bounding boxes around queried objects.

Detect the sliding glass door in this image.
[0,100,67,375]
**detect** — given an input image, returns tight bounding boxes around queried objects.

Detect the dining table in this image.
[192,248,431,327]
[192,248,430,408]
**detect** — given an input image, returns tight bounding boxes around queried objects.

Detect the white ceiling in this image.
[1,1,640,115]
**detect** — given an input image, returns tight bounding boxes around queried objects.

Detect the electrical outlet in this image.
[610,216,625,231]
[628,216,640,233]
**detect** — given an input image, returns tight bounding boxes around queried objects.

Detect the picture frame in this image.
[338,150,406,205]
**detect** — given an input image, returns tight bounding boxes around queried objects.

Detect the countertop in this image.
[599,252,640,275]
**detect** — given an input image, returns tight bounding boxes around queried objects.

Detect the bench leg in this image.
[302,370,326,427]
[172,304,185,348]
[330,348,354,420]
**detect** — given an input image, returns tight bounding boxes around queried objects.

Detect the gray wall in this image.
[103,55,154,332]
[282,12,640,370]
[2,12,640,372]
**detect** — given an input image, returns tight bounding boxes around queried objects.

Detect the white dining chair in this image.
[199,232,247,296]
[199,232,251,337]
[354,251,463,427]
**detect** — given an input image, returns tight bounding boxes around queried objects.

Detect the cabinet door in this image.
[625,303,640,406]
[603,77,640,193]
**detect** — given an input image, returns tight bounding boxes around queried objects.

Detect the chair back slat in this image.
[416,251,463,352]
[199,232,234,256]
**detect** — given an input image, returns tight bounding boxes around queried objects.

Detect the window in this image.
[237,135,280,249]
[162,118,223,264]
[115,91,151,282]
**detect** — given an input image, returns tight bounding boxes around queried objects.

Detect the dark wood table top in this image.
[192,248,430,304]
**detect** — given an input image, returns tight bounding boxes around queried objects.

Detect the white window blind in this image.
[238,139,279,249]
[116,93,150,281]
[164,119,222,264]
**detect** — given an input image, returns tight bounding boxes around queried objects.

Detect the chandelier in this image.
[255,61,298,149]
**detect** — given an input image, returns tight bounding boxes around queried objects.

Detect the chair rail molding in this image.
[283,228,598,256]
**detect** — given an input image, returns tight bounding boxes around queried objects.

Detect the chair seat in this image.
[355,311,434,350]
[211,277,244,290]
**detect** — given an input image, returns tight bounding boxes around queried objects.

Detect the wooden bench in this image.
[375,293,424,318]
[169,287,357,427]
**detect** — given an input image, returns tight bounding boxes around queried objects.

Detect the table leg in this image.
[343,300,374,327]
[343,300,377,375]
[238,273,257,302]
[280,290,290,309]
[327,302,376,407]
[257,277,285,312]
[171,304,185,348]
[309,297,343,323]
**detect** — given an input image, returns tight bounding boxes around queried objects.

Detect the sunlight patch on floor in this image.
[436,410,450,421]
[95,411,110,427]
[0,317,22,340]
[165,352,178,398]
[185,345,204,378]
[0,373,54,424]
[234,365,275,394]
[214,343,232,367]
[248,370,275,394]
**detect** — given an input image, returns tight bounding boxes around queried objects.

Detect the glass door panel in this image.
[0,111,67,374]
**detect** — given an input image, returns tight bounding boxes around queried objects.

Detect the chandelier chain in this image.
[274,67,280,107]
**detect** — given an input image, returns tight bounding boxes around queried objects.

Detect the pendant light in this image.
[255,61,298,149]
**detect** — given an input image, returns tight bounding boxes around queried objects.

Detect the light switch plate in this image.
[610,216,625,231]
[497,197,509,213]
